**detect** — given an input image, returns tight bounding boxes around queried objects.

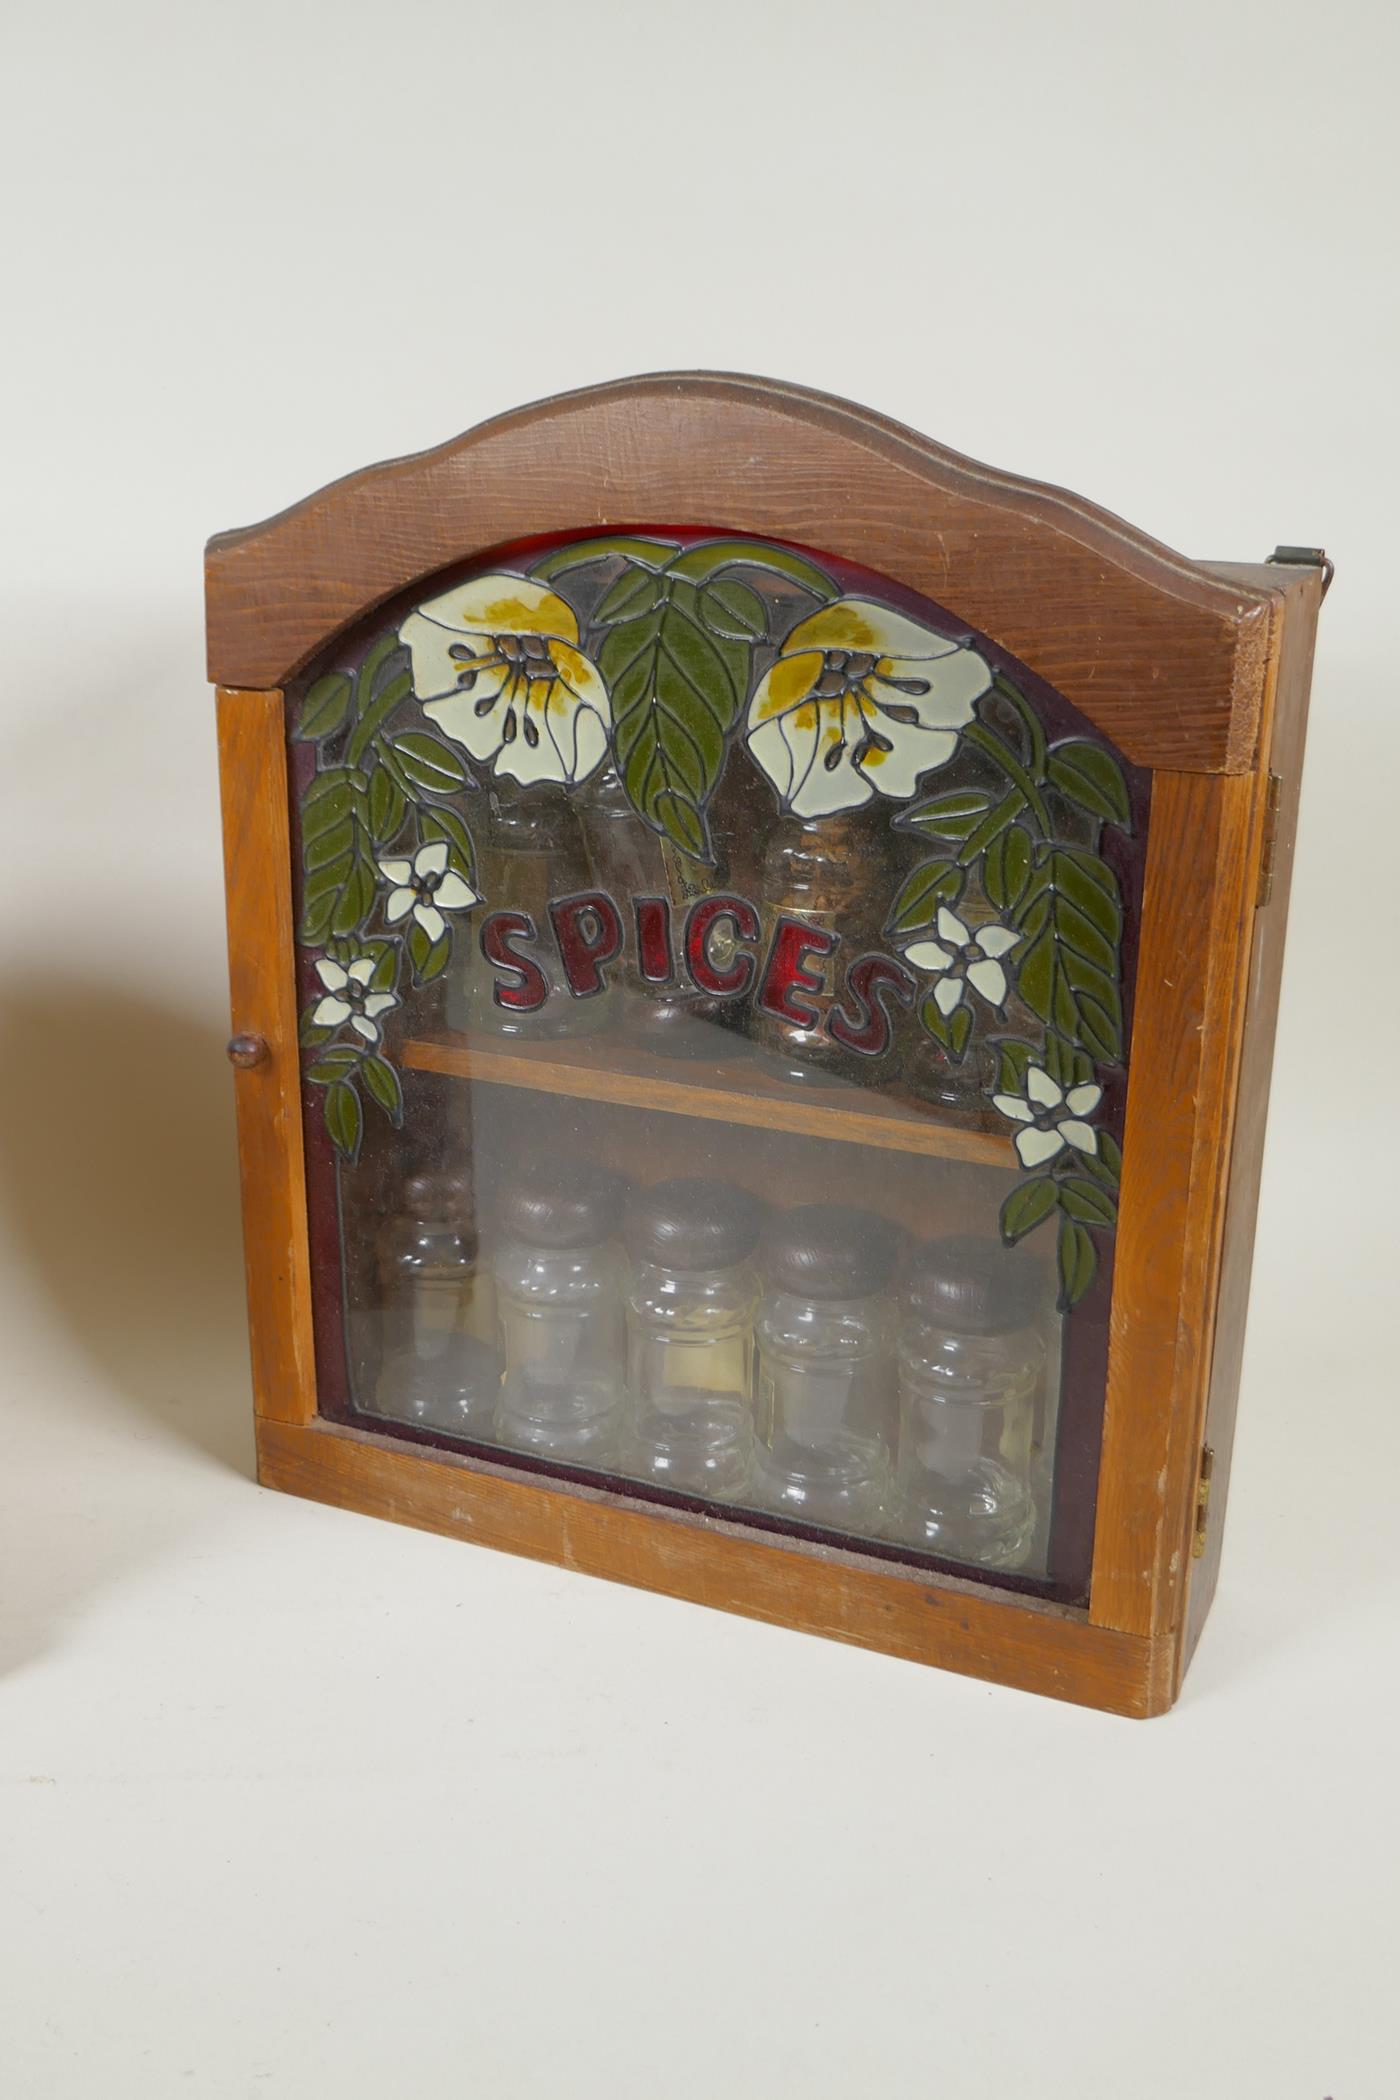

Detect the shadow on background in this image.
[0,970,252,1475]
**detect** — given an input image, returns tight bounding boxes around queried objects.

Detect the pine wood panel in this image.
[1089,763,1269,1636]
[217,688,317,1426]
[402,1029,1015,1168]
[1179,566,1324,1678]
[205,373,1275,773]
[257,1416,1174,1717]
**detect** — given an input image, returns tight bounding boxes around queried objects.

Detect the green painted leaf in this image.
[299,890,337,946]
[531,536,678,583]
[368,766,407,844]
[1054,848,1122,943]
[593,563,665,625]
[324,1079,362,1163]
[330,856,377,938]
[1011,849,1123,1062]
[303,819,355,875]
[666,540,836,599]
[301,771,360,840]
[389,732,469,795]
[368,943,400,993]
[896,788,994,843]
[305,1048,362,1084]
[603,577,748,862]
[995,1039,1033,1094]
[1041,1031,1094,1091]
[418,805,476,884]
[982,822,1033,912]
[299,1007,334,1048]
[1001,1177,1059,1244]
[1057,1176,1117,1227]
[1016,926,1055,1019]
[1099,1131,1123,1184]
[361,1054,404,1125]
[1047,741,1131,829]
[409,919,451,983]
[699,577,766,642]
[346,649,413,766]
[917,994,973,1061]
[374,738,416,801]
[1057,1217,1097,1309]
[295,673,353,743]
[886,859,963,938]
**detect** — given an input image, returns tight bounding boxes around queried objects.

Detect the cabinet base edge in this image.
[256,1415,1176,1718]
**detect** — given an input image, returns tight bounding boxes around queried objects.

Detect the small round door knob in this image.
[227,1033,270,1068]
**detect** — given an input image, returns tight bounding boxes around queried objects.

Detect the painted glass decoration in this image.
[288,529,1146,1602]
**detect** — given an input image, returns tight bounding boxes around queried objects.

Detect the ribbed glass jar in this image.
[895,1236,1044,1568]
[369,1164,502,1437]
[493,1159,626,1466]
[751,1205,899,1531]
[623,1178,762,1500]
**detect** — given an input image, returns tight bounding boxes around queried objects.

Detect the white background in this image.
[2,2,1397,2094]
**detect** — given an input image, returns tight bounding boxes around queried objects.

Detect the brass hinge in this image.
[1191,1445,1216,1559]
[1256,772,1284,907]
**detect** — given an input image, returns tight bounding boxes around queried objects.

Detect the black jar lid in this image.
[499,1159,625,1249]
[625,1177,763,1270]
[761,1205,899,1300]
[398,1163,472,1219]
[904,1236,1044,1334]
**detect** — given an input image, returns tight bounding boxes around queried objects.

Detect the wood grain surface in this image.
[217,689,318,1426]
[257,1415,1174,1717]
[402,1029,1015,1168]
[1178,564,1324,1680]
[206,372,1275,772]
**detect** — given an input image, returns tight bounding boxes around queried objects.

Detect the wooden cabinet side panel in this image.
[1181,572,1323,1676]
[216,687,318,1426]
[1090,764,1268,1638]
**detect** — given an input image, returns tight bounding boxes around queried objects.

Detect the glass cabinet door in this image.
[288,530,1146,1603]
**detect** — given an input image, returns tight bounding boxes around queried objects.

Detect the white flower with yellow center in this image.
[310,957,399,1044]
[905,906,1019,1014]
[993,1064,1102,1169]
[745,599,992,818]
[400,575,611,788]
[377,841,478,942]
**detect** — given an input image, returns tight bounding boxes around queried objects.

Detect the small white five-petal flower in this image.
[993,1064,1102,1169]
[311,957,399,1044]
[904,906,1019,1015]
[378,841,478,942]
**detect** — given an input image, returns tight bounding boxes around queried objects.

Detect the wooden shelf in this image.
[402,1027,1016,1168]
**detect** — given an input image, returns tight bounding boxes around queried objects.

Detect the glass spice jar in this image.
[894,1236,1044,1568]
[623,1178,763,1500]
[752,807,900,1085]
[448,780,612,1040]
[370,1164,502,1436]
[751,1205,899,1531]
[574,764,752,1061]
[494,1159,627,1466]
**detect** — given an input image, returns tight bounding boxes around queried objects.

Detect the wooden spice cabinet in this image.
[209,373,1324,1716]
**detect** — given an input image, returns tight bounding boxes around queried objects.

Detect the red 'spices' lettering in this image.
[685,894,759,999]
[480,910,548,1012]
[757,916,840,1028]
[827,952,917,1058]
[634,895,674,984]
[549,891,623,998]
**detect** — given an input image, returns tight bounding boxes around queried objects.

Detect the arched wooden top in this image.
[205,371,1281,771]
